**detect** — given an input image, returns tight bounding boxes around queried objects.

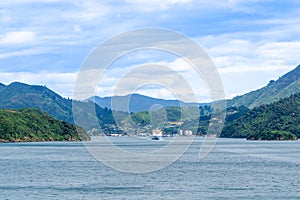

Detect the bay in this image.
[0,137,299,200]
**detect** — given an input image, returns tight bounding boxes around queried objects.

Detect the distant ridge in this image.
[227,64,300,108]
[87,93,204,113]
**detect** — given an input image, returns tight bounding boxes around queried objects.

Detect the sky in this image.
[0,0,299,102]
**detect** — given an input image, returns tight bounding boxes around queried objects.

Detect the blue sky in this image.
[0,0,299,101]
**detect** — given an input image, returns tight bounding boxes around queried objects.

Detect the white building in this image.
[179,130,183,136]
[152,129,163,137]
[183,130,193,136]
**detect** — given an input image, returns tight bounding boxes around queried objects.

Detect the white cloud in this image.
[0,47,55,59]
[67,0,111,22]
[228,0,276,13]
[218,65,293,74]
[0,49,35,59]
[0,31,36,45]
[198,35,300,73]
[0,0,299,103]
[190,34,300,99]
[125,0,193,11]
[0,9,11,22]
[0,0,66,5]
[73,24,82,34]
[136,87,179,100]
[93,57,210,102]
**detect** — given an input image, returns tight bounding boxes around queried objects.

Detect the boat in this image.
[151,129,163,140]
[151,136,160,140]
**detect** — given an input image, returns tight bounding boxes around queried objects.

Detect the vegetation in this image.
[150,93,300,140]
[0,108,90,142]
[247,130,298,140]
[0,63,299,140]
[130,111,151,126]
[128,106,200,126]
[0,82,73,122]
[72,101,116,130]
[0,82,116,130]
[96,91,300,140]
[221,93,300,139]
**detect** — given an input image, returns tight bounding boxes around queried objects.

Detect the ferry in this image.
[151,136,160,140]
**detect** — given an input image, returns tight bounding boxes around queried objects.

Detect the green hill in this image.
[247,130,298,141]
[0,64,298,135]
[0,82,73,122]
[227,65,300,108]
[0,108,90,142]
[0,82,115,130]
[221,93,300,139]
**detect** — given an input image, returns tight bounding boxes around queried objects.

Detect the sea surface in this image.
[0,137,299,200]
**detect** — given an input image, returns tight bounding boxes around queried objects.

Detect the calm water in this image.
[0,137,299,200]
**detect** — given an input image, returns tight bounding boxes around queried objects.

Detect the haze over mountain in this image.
[87,94,204,113]
[227,64,300,108]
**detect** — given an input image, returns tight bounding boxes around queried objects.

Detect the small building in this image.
[184,130,193,136]
[179,130,183,136]
[178,129,193,136]
[168,121,184,126]
[152,129,163,137]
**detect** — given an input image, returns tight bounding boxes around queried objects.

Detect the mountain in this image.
[0,82,73,122]
[87,93,203,113]
[176,92,300,138]
[89,64,300,112]
[0,82,115,130]
[221,93,300,138]
[0,83,5,92]
[227,64,300,108]
[1,64,298,133]
[0,108,90,142]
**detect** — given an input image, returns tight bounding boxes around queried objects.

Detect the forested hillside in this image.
[222,93,300,138]
[0,82,116,130]
[0,108,90,142]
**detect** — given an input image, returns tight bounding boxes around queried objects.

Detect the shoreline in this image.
[1,136,299,144]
